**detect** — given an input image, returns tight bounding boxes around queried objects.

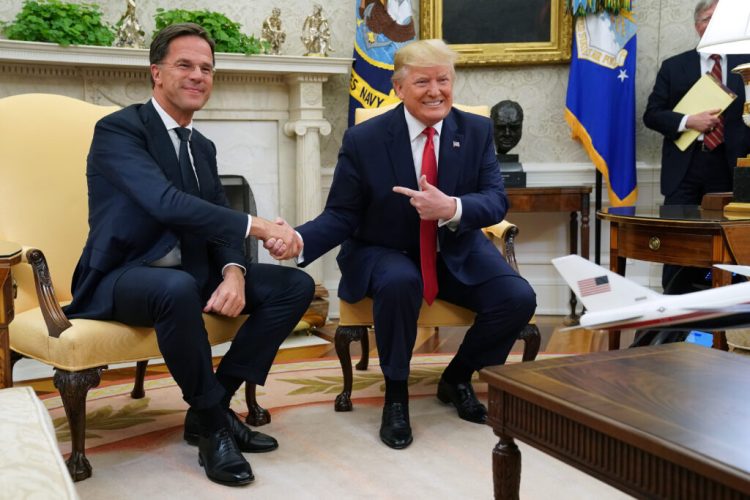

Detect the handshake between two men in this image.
[260,175,459,261]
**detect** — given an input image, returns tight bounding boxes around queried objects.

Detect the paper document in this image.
[673,73,737,151]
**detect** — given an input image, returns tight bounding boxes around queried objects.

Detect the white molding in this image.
[0,39,352,76]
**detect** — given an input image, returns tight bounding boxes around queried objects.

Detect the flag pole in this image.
[595,170,602,265]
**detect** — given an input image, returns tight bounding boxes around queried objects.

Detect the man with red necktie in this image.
[270,39,536,449]
[644,0,750,292]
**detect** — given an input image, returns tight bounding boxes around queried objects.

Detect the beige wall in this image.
[0,0,702,171]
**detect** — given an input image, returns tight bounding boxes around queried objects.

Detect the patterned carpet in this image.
[41,354,628,499]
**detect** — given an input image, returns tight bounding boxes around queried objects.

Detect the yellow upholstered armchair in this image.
[0,94,273,481]
[332,104,541,411]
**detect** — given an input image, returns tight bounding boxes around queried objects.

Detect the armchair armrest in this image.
[481,220,520,273]
[22,248,72,339]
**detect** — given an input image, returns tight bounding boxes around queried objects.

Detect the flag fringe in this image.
[564,108,637,206]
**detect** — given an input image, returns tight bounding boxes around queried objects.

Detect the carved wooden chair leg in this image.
[334,325,367,412]
[53,367,103,482]
[355,328,369,371]
[244,382,271,426]
[519,323,541,362]
[130,360,148,399]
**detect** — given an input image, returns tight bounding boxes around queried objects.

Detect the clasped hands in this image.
[263,217,303,261]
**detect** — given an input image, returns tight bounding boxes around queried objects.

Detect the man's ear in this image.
[150,64,161,86]
[393,81,404,100]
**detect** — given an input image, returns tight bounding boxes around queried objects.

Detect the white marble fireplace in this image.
[0,39,351,283]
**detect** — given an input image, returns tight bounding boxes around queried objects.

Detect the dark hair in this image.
[149,23,215,86]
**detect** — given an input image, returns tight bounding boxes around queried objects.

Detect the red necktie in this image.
[703,54,725,151]
[420,127,438,305]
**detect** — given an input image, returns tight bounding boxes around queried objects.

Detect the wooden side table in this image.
[0,241,22,389]
[506,186,592,324]
[599,205,750,349]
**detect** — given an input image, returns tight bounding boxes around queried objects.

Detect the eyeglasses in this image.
[161,61,215,77]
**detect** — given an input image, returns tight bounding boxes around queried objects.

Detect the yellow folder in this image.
[673,73,737,151]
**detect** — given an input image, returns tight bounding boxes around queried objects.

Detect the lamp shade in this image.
[697,0,750,54]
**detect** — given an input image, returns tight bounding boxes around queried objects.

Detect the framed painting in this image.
[420,0,573,66]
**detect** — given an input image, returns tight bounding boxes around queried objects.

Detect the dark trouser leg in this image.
[216,264,314,386]
[112,267,224,409]
[369,252,422,381]
[663,145,732,290]
[436,258,537,370]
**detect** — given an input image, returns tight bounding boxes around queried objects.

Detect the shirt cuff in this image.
[222,263,246,276]
[438,197,462,231]
[678,115,688,132]
[245,215,252,237]
[296,231,305,264]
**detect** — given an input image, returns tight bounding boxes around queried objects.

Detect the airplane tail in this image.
[551,255,661,312]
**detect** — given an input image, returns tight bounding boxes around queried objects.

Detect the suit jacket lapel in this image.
[189,139,216,199]
[140,101,183,190]
[438,109,462,196]
[386,105,419,191]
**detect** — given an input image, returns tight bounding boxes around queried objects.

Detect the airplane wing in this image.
[714,264,750,277]
[684,304,750,313]
[551,255,660,313]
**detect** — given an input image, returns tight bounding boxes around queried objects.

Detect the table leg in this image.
[492,430,521,500]
[564,210,581,326]
[608,229,626,351]
[0,268,13,389]
[711,268,730,350]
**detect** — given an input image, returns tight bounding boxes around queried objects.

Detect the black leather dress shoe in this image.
[437,379,488,424]
[379,401,413,449]
[184,408,279,453]
[198,428,254,486]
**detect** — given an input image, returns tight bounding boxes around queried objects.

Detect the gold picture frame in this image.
[420,0,573,66]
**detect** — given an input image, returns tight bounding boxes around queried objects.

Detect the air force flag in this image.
[565,11,638,206]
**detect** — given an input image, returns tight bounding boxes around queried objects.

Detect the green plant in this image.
[154,9,268,55]
[2,0,115,47]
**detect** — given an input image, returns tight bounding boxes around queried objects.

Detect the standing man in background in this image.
[643,0,750,292]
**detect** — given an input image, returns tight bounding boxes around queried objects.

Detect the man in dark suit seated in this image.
[64,23,314,486]
[643,0,750,292]
[267,39,536,449]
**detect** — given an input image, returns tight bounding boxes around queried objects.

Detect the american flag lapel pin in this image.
[453,140,460,148]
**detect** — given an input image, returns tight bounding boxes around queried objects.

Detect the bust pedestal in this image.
[497,153,526,188]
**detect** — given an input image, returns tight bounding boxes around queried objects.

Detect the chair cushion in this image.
[10,307,247,371]
[0,386,79,499]
[339,298,475,328]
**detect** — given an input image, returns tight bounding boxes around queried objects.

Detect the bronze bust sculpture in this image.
[491,100,523,155]
[490,100,526,187]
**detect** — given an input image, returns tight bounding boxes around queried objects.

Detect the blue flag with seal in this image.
[565,10,637,206]
[348,0,417,127]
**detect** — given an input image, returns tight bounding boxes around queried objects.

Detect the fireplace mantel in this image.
[0,39,351,75]
[0,39,352,282]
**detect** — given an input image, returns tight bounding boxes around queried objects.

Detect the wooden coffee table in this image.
[481,343,750,499]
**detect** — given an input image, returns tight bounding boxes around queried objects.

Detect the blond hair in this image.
[392,39,457,83]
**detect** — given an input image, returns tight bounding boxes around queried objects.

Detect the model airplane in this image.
[552,254,750,331]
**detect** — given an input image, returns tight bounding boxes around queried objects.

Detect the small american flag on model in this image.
[577,276,611,297]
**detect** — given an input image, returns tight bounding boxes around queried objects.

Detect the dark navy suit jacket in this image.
[297,104,515,303]
[65,101,247,319]
[643,50,750,197]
